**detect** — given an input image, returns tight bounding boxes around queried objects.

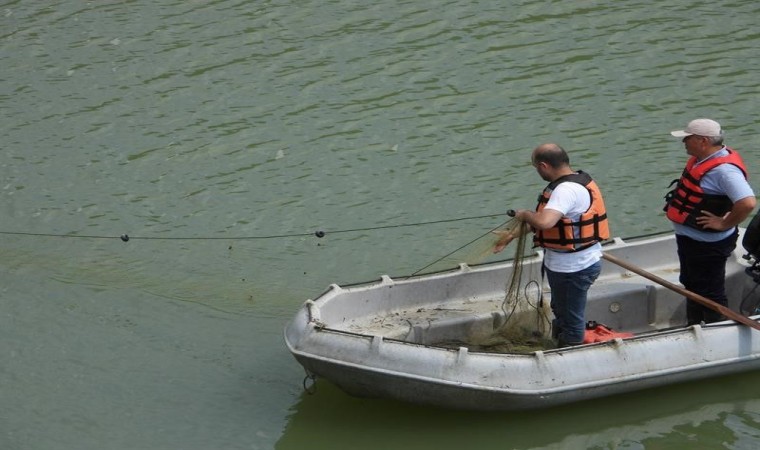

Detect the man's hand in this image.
[492,230,514,253]
[697,196,757,231]
[696,210,725,231]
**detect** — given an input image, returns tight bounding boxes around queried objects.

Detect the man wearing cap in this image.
[665,118,756,325]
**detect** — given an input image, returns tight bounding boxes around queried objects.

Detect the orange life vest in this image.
[533,171,610,251]
[664,148,748,231]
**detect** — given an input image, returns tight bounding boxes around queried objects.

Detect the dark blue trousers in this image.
[676,231,738,325]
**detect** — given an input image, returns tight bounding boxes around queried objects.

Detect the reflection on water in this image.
[278,372,760,450]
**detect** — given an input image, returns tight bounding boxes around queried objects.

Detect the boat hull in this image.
[288,320,760,411]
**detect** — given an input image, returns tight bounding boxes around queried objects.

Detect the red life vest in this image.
[533,171,610,251]
[664,148,748,231]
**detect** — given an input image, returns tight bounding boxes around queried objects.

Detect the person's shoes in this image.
[557,339,583,348]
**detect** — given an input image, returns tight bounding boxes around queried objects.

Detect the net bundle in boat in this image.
[432,219,554,353]
[492,219,553,351]
[461,219,553,352]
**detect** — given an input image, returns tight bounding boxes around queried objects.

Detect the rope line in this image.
[0,213,506,242]
[406,218,511,278]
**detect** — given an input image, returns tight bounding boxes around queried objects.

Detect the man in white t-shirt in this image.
[494,143,610,346]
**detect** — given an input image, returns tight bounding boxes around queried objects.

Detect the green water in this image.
[2,1,760,449]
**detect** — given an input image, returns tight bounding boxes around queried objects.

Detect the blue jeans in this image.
[545,261,602,345]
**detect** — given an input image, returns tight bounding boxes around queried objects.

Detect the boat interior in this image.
[308,228,760,353]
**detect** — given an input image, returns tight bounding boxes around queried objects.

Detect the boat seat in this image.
[403,311,502,345]
[584,282,656,333]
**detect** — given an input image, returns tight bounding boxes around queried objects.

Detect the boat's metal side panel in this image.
[313,258,543,327]
[286,321,760,410]
[290,350,760,411]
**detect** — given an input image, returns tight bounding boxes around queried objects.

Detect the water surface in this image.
[2,1,760,449]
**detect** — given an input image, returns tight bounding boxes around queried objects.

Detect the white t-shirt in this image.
[542,181,603,273]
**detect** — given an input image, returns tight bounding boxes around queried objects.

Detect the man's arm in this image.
[492,207,564,253]
[515,208,564,230]
[697,196,756,231]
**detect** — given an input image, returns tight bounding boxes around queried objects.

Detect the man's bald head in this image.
[532,143,570,169]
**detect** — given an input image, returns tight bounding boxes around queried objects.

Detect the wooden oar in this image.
[601,252,760,332]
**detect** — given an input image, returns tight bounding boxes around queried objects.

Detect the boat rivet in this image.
[609,302,621,313]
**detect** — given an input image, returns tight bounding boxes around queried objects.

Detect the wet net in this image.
[493,220,553,351]
[433,218,555,353]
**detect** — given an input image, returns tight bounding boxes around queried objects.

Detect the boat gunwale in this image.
[294,316,758,357]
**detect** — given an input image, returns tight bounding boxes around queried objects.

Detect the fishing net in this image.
[433,218,555,353]
[492,219,554,351]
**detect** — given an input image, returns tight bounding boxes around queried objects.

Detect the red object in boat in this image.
[583,321,634,344]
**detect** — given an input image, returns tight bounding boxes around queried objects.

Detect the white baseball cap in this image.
[670,118,722,137]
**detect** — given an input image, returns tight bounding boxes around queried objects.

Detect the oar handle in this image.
[601,252,760,331]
